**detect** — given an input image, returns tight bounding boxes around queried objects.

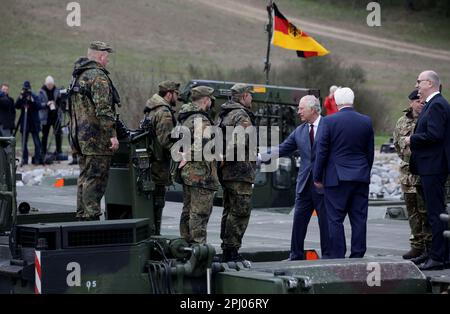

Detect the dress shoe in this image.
[418,258,444,271]
[402,247,423,260]
[411,251,429,265]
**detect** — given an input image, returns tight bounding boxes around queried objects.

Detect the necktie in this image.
[309,124,314,147]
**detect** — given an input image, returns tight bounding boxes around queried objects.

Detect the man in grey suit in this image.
[260,95,330,260]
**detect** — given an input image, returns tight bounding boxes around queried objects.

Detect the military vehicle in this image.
[1,114,449,294]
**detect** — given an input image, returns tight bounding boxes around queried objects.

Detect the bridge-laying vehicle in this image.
[0,81,449,294]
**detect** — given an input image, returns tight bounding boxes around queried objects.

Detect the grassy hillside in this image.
[1,0,449,132]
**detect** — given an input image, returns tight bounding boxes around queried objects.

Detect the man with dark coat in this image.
[0,83,16,137]
[313,87,374,259]
[260,95,330,260]
[406,70,450,270]
[15,81,44,166]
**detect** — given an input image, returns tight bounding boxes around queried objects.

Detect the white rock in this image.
[369,184,381,194]
[371,174,382,185]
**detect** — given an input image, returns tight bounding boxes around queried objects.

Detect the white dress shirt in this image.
[426,91,440,103]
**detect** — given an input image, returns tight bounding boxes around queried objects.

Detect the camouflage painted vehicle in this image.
[1,135,449,294]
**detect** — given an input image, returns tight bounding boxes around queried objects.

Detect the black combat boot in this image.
[221,248,234,263]
[402,247,423,260]
[69,154,78,165]
[229,248,247,263]
[213,248,235,263]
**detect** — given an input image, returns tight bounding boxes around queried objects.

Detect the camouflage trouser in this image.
[404,188,432,250]
[220,181,253,250]
[153,185,166,235]
[180,185,215,244]
[76,155,112,220]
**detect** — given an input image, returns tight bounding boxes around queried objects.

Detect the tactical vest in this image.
[217,107,256,130]
[217,107,256,160]
[67,65,120,153]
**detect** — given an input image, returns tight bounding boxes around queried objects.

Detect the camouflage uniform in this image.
[178,87,219,244]
[142,81,179,235]
[393,107,432,251]
[217,84,256,253]
[69,42,117,220]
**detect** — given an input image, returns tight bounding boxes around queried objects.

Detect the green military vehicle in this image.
[1,119,450,293]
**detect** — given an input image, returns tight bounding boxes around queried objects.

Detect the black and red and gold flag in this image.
[271,3,329,58]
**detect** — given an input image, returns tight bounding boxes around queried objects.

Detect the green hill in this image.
[1,0,449,131]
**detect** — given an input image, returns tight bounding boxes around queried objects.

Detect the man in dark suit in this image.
[313,87,374,259]
[260,95,330,260]
[406,70,450,270]
[0,83,16,137]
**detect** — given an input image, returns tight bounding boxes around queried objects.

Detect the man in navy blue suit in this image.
[406,70,450,270]
[313,87,374,259]
[260,95,330,260]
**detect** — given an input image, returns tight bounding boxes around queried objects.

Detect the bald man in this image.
[406,70,450,270]
[313,87,374,259]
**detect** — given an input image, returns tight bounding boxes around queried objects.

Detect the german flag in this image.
[271,3,329,58]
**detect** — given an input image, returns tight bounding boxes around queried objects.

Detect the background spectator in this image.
[324,85,338,116]
[15,81,43,166]
[39,75,63,161]
[0,83,16,137]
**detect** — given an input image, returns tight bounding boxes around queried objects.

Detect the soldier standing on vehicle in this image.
[142,80,179,235]
[216,84,256,262]
[177,86,219,244]
[68,41,120,221]
[393,90,431,260]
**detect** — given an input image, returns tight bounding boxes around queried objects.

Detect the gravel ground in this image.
[16,152,403,198]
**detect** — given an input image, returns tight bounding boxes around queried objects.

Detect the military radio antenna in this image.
[264,0,274,85]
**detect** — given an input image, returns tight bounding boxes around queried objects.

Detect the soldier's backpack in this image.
[140,104,177,162]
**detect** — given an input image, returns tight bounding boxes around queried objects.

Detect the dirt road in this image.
[191,0,450,62]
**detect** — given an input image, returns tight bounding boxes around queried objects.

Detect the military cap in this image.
[191,86,216,100]
[408,89,420,100]
[89,41,114,53]
[231,83,254,96]
[158,80,180,93]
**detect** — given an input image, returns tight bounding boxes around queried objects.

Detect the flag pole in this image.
[264,0,274,85]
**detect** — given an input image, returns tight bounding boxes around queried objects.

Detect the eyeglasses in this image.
[416,79,430,84]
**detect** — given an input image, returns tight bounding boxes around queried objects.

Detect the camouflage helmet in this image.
[158,80,180,93]
[191,86,216,100]
[89,41,114,53]
[231,83,254,96]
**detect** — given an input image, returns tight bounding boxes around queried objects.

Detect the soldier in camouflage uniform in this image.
[217,83,257,262]
[393,90,431,259]
[142,80,179,235]
[177,86,219,244]
[68,41,120,221]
